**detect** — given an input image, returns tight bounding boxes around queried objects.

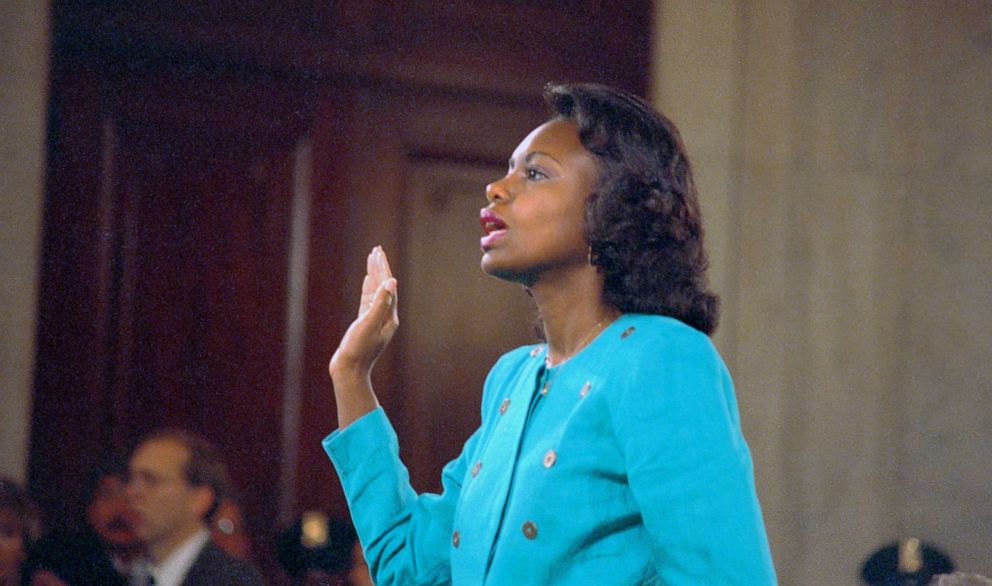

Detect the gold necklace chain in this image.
[545,315,615,368]
[539,315,616,398]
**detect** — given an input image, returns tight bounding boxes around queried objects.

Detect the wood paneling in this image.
[32,49,316,578]
[296,89,548,513]
[400,161,537,491]
[32,2,650,582]
[52,0,651,98]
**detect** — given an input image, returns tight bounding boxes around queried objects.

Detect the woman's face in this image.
[480,118,599,285]
[87,475,139,549]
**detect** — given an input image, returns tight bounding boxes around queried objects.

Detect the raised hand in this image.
[328,246,399,428]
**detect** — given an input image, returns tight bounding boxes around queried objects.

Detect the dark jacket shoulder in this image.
[181,540,265,586]
[25,529,130,586]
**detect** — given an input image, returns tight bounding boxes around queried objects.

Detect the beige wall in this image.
[653,1,992,583]
[0,1,49,484]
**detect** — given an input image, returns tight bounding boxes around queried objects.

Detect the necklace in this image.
[544,315,615,368]
[538,315,615,398]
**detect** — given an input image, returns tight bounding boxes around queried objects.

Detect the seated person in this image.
[276,512,371,586]
[26,457,142,585]
[126,429,264,586]
[0,477,41,586]
[862,538,955,585]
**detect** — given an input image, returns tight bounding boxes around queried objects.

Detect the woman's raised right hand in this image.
[328,246,399,382]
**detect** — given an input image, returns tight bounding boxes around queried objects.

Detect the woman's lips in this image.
[481,228,508,250]
[480,209,508,250]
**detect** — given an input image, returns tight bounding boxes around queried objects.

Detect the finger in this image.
[385,276,399,325]
[379,246,394,280]
[367,247,381,285]
[384,277,399,332]
[359,247,379,316]
[359,274,374,316]
[365,277,398,329]
[372,246,387,287]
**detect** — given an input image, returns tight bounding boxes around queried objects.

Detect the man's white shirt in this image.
[137,528,211,586]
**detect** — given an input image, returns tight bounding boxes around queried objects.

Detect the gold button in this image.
[530,346,542,357]
[499,398,510,414]
[579,381,591,398]
[522,521,537,539]
[471,461,482,477]
[540,382,550,396]
[543,449,557,468]
[621,326,636,339]
[452,530,460,548]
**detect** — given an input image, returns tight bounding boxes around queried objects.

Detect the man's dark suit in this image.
[26,529,131,586]
[180,540,265,586]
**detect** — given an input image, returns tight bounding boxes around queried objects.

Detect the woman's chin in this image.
[481,258,536,286]
[479,252,501,276]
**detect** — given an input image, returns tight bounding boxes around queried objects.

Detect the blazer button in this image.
[471,461,482,477]
[522,521,538,540]
[543,449,557,468]
[452,530,460,548]
[621,326,636,339]
[499,398,511,415]
[530,346,542,357]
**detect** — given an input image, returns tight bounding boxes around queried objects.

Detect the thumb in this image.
[365,278,397,327]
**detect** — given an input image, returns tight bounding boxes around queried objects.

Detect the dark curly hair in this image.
[545,83,720,334]
[0,477,42,547]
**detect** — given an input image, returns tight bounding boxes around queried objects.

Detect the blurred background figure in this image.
[0,478,41,586]
[25,457,142,585]
[126,429,264,585]
[210,499,253,561]
[276,512,371,586]
[862,538,955,586]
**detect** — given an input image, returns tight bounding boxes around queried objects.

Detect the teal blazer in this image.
[324,314,776,584]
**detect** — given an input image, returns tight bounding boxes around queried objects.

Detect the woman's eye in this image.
[525,168,546,181]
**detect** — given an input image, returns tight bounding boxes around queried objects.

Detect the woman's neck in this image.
[528,268,619,366]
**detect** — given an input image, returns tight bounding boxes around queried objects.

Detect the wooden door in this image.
[33,4,651,583]
[295,89,549,512]
[400,161,537,491]
[31,55,314,579]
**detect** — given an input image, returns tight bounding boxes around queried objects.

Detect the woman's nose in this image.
[486,177,509,203]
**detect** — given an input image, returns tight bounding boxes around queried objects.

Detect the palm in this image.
[329,246,399,377]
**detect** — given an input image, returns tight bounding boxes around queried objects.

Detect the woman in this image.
[0,478,40,586]
[23,458,142,586]
[324,83,776,584]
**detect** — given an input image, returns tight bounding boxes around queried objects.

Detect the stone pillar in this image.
[0,0,50,483]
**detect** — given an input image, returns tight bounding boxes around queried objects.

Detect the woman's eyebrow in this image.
[508,150,563,170]
[525,151,562,165]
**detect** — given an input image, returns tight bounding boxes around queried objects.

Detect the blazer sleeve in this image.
[322,347,533,586]
[607,326,777,584]
[324,407,483,586]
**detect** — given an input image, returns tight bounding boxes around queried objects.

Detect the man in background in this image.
[126,429,264,586]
